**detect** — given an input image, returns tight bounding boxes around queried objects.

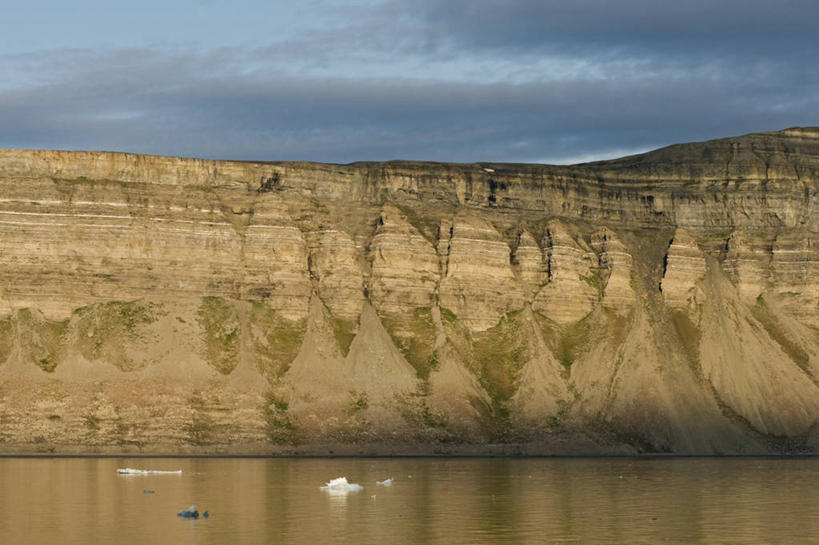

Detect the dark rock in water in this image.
[177,505,199,519]
[203,511,209,518]
[142,490,155,494]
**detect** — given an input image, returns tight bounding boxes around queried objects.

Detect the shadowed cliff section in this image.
[0,127,817,455]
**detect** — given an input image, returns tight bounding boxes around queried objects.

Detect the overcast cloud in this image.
[0,0,816,163]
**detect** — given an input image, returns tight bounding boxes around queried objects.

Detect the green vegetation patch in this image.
[75,300,156,371]
[420,403,447,429]
[183,390,231,447]
[670,309,701,365]
[469,310,532,439]
[0,316,14,366]
[330,390,372,442]
[398,391,449,433]
[263,392,296,444]
[546,399,572,430]
[38,357,58,373]
[472,309,528,401]
[51,175,92,185]
[439,307,473,362]
[602,307,630,348]
[348,390,369,413]
[196,297,240,375]
[436,305,621,441]
[580,272,603,296]
[184,391,216,446]
[15,309,70,373]
[381,307,438,379]
[439,306,457,324]
[249,302,306,379]
[393,204,440,243]
[436,306,518,438]
[534,312,593,375]
[329,315,357,357]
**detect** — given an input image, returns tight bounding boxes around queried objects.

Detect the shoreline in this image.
[1,441,813,458]
[2,452,818,459]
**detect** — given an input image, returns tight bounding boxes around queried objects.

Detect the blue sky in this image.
[1,0,817,164]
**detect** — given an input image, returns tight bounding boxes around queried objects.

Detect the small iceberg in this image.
[117,468,182,475]
[320,477,363,495]
[177,505,199,519]
[376,478,394,486]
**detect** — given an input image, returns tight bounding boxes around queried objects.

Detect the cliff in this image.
[0,127,818,455]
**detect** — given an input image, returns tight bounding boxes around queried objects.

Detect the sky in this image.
[0,0,817,164]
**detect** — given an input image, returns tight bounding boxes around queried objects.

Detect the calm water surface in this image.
[1,456,818,544]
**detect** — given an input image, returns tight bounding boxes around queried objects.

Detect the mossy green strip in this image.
[15,309,70,373]
[534,311,592,375]
[263,392,296,444]
[0,317,14,366]
[670,309,701,364]
[197,296,240,375]
[249,301,306,378]
[393,204,439,243]
[329,315,357,357]
[75,300,155,371]
[382,307,437,379]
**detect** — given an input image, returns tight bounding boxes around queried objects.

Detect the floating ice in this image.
[177,505,199,519]
[376,478,394,486]
[117,468,182,475]
[320,477,363,495]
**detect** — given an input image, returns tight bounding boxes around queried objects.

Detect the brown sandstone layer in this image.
[0,127,818,455]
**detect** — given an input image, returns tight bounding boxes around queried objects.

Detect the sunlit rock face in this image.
[368,205,439,316]
[532,220,598,324]
[2,127,819,455]
[512,230,545,299]
[438,212,524,331]
[723,230,770,304]
[770,231,819,328]
[661,228,707,312]
[310,229,364,322]
[590,228,635,314]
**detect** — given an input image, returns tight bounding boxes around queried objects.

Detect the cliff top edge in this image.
[0,127,816,172]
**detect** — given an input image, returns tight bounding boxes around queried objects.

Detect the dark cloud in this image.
[409,0,819,58]
[1,46,816,164]
[0,1,817,164]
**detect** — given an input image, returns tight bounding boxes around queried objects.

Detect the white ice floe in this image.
[320,477,363,495]
[376,478,394,486]
[117,468,182,475]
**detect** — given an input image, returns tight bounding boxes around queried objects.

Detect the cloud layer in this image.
[0,0,816,163]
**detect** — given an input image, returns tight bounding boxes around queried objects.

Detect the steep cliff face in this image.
[1,127,818,454]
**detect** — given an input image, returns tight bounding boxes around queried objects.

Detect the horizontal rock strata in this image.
[1,127,819,455]
[661,229,706,311]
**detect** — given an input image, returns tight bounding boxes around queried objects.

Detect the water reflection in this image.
[2,457,819,544]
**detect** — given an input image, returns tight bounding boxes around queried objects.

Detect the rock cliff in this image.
[1,127,818,454]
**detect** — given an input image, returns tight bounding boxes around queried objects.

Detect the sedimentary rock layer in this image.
[1,127,818,455]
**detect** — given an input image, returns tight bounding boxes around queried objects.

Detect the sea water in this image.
[2,456,819,544]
